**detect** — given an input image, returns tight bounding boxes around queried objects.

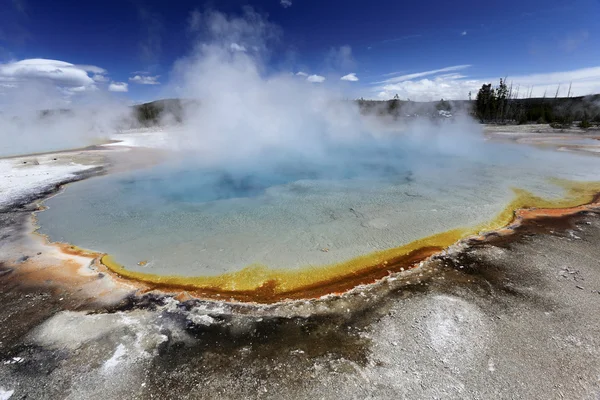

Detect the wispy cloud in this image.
[92,74,109,83]
[76,64,106,74]
[371,65,600,101]
[108,82,128,92]
[129,74,160,85]
[461,31,467,36]
[306,74,325,83]
[374,65,472,84]
[280,0,292,8]
[296,71,308,77]
[504,67,600,88]
[230,43,247,52]
[381,70,405,77]
[341,73,359,82]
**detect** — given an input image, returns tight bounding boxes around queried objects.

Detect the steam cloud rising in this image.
[0,6,484,198]
[0,77,132,157]
[122,8,486,203]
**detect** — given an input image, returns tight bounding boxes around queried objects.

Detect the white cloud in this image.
[67,86,88,93]
[108,82,128,92]
[374,65,471,85]
[0,59,114,99]
[76,64,107,74]
[498,67,600,97]
[341,73,359,82]
[306,74,325,83]
[129,74,160,85]
[375,76,480,101]
[280,0,292,8]
[296,71,308,77]
[92,74,108,82]
[371,65,600,101]
[0,59,101,88]
[230,43,247,52]
[461,31,467,36]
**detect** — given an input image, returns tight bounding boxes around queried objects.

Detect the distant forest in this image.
[133,90,600,129]
[470,79,600,128]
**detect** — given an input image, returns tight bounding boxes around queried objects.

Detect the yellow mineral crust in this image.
[95,180,600,303]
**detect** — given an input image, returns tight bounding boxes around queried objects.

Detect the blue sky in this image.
[1,0,600,103]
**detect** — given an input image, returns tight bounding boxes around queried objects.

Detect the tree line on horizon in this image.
[130,90,600,128]
[473,79,600,128]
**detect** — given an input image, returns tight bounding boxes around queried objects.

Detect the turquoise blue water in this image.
[36,133,600,276]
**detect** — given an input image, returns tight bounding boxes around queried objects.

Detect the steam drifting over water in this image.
[19,9,600,291]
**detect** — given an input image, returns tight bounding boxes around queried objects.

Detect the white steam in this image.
[0,70,132,157]
[119,8,488,205]
[167,9,374,164]
[166,9,474,165]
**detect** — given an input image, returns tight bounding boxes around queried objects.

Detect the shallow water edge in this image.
[30,177,600,304]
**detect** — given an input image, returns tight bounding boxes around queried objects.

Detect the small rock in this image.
[576,285,584,290]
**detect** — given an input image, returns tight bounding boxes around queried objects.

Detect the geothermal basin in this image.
[35,125,600,300]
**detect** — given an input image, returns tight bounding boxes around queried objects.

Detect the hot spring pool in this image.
[35,131,600,294]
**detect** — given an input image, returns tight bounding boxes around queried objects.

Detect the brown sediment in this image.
[27,179,600,304]
[3,247,129,307]
[2,213,133,306]
[101,244,447,303]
